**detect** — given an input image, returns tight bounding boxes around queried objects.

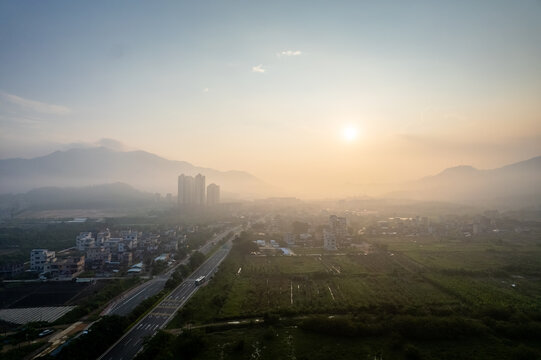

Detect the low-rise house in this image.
[30,249,56,272]
[76,232,95,251]
[44,255,85,279]
[86,247,111,270]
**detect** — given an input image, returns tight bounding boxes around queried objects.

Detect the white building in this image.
[178,174,194,205]
[76,232,95,251]
[104,238,122,252]
[96,229,111,245]
[121,230,139,248]
[30,249,56,272]
[323,230,337,251]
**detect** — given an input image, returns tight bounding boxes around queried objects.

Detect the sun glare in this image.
[342,126,358,142]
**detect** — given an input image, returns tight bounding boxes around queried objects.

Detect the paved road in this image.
[99,235,238,360]
[104,227,238,316]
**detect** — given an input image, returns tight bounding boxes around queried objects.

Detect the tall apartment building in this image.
[194,173,206,205]
[207,183,220,206]
[178,174,194,205]
[178,173,206,206]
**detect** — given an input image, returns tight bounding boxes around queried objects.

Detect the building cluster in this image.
[177,173,220,207]
[30,228,183,279]
[251,214,349,253]
[30,249,84,279]
[76,229,180,272]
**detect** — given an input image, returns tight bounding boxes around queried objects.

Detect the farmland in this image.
[159,231,541,359]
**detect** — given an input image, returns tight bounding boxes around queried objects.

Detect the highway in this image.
[99,230,239,360]
[103,227,238,316]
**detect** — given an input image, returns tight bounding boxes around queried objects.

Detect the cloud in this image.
[0,91,71,115]
[252,64,266,73]
[60,138,128,152]
[96,138,126,151]
[278,50,302,57]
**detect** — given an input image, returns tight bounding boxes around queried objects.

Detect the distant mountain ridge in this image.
[0,147,273,198]
[388,156,541,209]
[0,182,153,212]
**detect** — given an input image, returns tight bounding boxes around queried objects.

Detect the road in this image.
[99,232,239,360]
[103,227,238,316]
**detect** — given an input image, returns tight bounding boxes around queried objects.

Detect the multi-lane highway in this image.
[103,227,238,316]
[99,231,238,360]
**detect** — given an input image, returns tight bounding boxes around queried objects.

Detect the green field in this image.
[159,232,541,359]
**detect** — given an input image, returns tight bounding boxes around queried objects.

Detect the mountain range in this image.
[386,156,541,209]
[0,147,539,210]
[0,147,272,198]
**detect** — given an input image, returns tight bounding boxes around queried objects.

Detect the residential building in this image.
[119,252,133,266]
[30,249,56,272]
[207,183,220,206]
[194,173,206,206]
[86,247,111,269]
[96,229,111,246]
[178,174,195,205]
[76,232,95,251]
[323,230,337,251]
[44,255,85,278]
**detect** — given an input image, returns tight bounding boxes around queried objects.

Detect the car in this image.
[38,329,54,337]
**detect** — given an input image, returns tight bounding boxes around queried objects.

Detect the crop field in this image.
[370,236,541,273]
[155,233,541,360]
[171,234,541,328]
[172,251,461,325]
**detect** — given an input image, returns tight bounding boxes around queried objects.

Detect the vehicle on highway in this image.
[38,329,54,337]
[195,276,206,286]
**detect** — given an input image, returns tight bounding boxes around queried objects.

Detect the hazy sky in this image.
[1,1,540,196]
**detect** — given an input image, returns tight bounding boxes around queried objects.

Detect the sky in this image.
[1,1,540,197]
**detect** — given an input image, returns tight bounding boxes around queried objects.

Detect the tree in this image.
[189,251,205,270]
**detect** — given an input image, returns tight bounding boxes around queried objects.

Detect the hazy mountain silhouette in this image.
[387,156,541,209]
[0,182,154,212]
[0,147,272,198]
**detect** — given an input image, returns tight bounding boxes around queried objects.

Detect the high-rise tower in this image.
[178,174,195,205]
[207,183,220,206]
[194,173,206,206]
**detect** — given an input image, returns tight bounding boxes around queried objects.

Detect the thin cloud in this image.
[0,91,71,115]
[278,50,302,57]
[96,138,126,151]
[252,64,266,73]
[203,88,209,92]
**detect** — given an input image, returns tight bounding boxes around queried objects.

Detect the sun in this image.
[342,125,358,142]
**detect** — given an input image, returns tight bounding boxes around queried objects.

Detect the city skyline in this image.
[178,173,220,206]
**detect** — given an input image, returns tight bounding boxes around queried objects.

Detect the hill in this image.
[0,147,272,198]
[387,156,541,209]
